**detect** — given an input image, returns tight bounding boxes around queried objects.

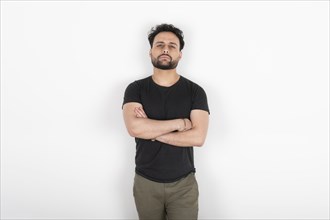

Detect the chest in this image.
[140,85,192,120]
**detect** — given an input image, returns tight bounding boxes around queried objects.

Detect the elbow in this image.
[127,126,140,137]
[194,137,206,147]
[191,128,208,147]
[128,130,136,137]
[195,142,204,147]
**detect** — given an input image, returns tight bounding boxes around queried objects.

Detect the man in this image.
[122,23,210,220]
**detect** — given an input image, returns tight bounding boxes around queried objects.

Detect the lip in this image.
[159,55,171,59]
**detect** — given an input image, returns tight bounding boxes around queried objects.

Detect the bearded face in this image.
[150,32,182,70]
[151,54,180,70]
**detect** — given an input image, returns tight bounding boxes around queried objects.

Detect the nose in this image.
[163,46,169,54]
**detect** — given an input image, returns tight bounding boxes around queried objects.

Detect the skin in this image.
[150,32,182,72]
[123,31,209,147]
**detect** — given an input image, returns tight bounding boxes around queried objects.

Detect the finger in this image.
[138,107,148,118]
[186,120,192,130]
[135,107,147,118]
[134,108,144,118]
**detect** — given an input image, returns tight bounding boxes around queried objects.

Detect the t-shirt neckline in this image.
[150,75,182,89]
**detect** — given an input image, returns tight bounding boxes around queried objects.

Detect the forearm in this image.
[128,117,184,140]
[155,128,206,147]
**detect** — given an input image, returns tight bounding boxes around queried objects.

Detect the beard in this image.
[151,55,179,70]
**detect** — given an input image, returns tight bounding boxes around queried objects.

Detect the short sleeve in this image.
[122,81,141,108]
[192,86,210,114]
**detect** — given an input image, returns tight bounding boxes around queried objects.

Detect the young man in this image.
[122,24,210,220]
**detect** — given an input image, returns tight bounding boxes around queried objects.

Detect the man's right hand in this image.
[134,106,192,132]
[178,118,192,132]
[134,107,148,118]
[123,103,194,140]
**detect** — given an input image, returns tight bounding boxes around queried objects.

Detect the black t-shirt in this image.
[122,75,210,183]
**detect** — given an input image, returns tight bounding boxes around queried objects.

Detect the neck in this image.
[152,68,180,87]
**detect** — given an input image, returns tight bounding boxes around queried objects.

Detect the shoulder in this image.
[127,76,151,87]
[123,76,151,106]
[134,75,151,84]
[125,75,151,89]
[180,76,207,94]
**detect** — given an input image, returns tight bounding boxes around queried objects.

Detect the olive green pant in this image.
[133,172,199,220]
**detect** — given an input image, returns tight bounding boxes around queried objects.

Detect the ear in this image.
[179,51,182,59]
[149,49,152,57]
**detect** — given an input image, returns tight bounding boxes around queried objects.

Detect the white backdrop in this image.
[1,1,329,219]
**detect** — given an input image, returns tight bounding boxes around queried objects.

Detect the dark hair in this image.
[148,24,185,51]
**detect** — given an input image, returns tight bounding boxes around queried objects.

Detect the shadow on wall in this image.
[102,78,137,218]
[195,84,231,219]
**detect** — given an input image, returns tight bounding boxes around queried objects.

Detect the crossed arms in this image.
[122,102,209,147]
